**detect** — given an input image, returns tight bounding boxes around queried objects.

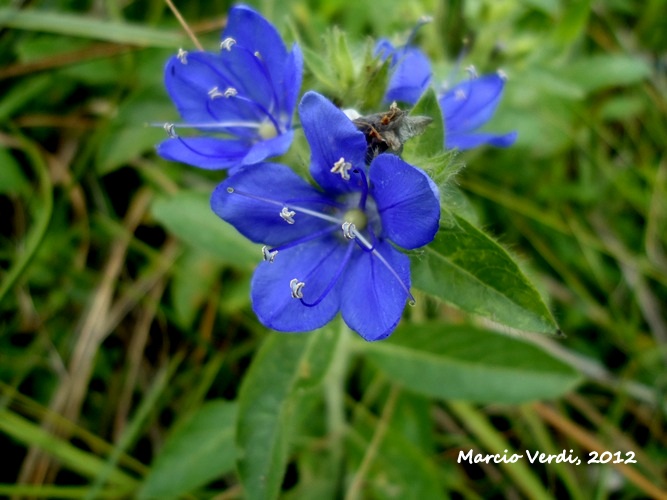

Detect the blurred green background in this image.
[1,0,665,498]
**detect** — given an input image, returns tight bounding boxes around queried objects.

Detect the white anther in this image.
[455,89,467,101]
[177,48,188,64]
[220,37,236,51]
[342,221,357,240]
[280,207,296,224]
[163,123,178,138]
[290,278,305,299]
[418,15,434,24]
[223,87,238,98]
[262,245,278,263]
[254,51,262,59]
[497,69,508,81]
[465,65,478,79]
[331,157,352,181]
[208,86,224,99]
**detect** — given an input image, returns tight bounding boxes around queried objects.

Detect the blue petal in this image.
[280,43,303,123]
[440,74,505,133]
[446,130,518,150]
[341,241,411,341]
[242,130,294,166]
[222,6,288,96]
[251,237,346,332]
[370,155,440,249]
[165,51,264,128]
[374,39,396,62]
[384,46,432,105]
[211,162,331,246]
[157,136,249,170]
[298,91,367,194]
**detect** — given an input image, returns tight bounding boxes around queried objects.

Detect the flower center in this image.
[343,208,367,231]
[258,120,278,140]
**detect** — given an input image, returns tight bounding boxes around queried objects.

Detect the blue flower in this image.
[211,92,440,341]
[439,72,518,150]
[376,38,432,105]
[157,5,302,170]
[378,35,517,151]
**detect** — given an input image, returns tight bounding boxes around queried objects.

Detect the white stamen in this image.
[177,48,188,64]
[280,207,296,224]
[465,65,478,79]
[254,51,262,59]
[208,86,224,99]
[331,157,352,181]
[497,69,508,81]
[290,278,305,299]
[418,15,434,24]
[455,89,467,101]
[163,123,178,138]
[262,245,278,263]
[342,221,356,240]
[223,87,238,98]
[220,37,236,51]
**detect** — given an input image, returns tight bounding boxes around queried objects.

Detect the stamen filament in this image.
[229,94,282,135]
[154,121,262,130]
[349,226,415,304]
[227,188,344,225]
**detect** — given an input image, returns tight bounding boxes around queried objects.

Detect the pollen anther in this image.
[331,157,352,180]
[164,123,178,138]
[224,87,238,98]
[465,65,478,79]
[208,86,224,99]
[342,221,357,240]
[262,245,278,263]
[497,69,508,81]
[280,207,296,224]
[290,279,305,299]
[455,89,467,101]
[220,37,236,51]
[176,48,188,64]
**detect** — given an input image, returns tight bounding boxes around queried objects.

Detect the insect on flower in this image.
[352,101,432,162]
[157,5,303,171]
[211,92,441,341]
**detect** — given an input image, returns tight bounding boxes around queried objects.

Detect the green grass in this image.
[1,0,666,498]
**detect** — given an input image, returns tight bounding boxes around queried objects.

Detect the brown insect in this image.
[352,101,432,162]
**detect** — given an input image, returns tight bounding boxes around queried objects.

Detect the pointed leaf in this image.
[365,324,582,403]
[236,325,339,500]
[411,214,560,335]
[151,191,259,269]
[138,401,237,500]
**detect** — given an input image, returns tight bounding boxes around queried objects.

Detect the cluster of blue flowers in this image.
[158,5,515,341]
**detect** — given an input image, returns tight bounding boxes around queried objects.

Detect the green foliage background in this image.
[1,0,665,498]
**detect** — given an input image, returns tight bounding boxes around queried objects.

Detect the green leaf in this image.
[563,54,651,93]
[170,248,223,329]
[0,8,185,47]
[403,88,445,160]
[0,410,138,488]
[347,398,445,499]
[411,214,560,335]
[0,147,29,194]
[151,191,260,269]
[365,324,582,403]
[237,326,339,500]
[138,401,237,500]
[354,39,391,111]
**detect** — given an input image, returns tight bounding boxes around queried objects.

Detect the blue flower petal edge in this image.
[211,91,441,341]
[157,5,302,170]
[377,37,517,150]
[439,73,517,150]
